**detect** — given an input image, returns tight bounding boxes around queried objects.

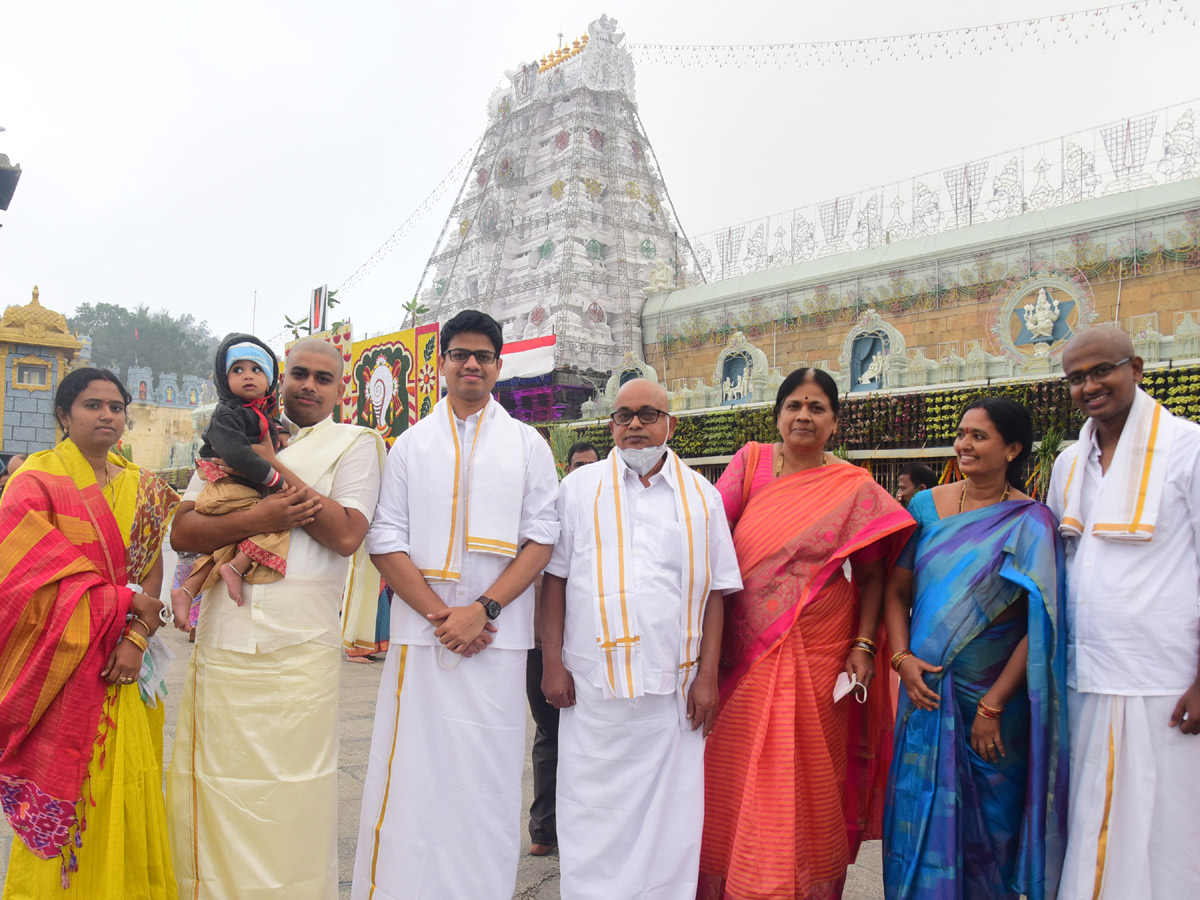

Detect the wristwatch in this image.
[475,596,502,620]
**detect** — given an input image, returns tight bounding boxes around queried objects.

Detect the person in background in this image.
[346,582,392,663]
[896,461,937,507]
[526,440,600,857]
[0,452,28,495]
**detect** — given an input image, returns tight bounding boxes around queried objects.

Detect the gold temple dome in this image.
[0,285,70,335]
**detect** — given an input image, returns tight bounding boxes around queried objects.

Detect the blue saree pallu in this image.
[883,498,1069,900]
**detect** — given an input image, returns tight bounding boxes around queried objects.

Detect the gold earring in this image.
[1006,456,1013,462]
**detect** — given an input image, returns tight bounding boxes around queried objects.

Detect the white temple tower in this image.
[415,15,700,419]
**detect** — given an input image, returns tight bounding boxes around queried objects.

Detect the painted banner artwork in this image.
[282,322,437,441]
[350,330,414,444]
[414,323,439,423]
[284,322,355,422]
[347,325,438,446]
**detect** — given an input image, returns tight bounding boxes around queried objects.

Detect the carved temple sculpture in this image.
[1021,287,1061,342]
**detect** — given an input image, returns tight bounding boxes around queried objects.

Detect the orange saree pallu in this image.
[0,448,134,865]
[699,458,914,900]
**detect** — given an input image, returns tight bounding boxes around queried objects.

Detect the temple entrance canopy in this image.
[414,16,702,419]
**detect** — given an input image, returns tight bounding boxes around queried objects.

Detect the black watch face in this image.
[484,599,502,619]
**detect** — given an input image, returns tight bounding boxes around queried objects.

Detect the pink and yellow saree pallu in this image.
[700,455,914,900]
[0,442,177,898]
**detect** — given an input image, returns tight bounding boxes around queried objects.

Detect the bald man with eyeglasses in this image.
[540,378,742,900]
[1048,326,1200,900]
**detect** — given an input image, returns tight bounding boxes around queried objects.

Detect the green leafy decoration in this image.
[536,364,1200,462]
[284,314,309,340]
[403,296,430,328]
[546,425,578,480]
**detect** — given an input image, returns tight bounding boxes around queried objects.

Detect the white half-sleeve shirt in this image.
[183,419,382,654]
[546,458,742,695]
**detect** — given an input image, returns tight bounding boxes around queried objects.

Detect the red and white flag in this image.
[498,335,556,379]
[310,285,328,333]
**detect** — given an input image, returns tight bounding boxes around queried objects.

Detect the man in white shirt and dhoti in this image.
[1048,326,1200,899]
[541,378,742,900]
[167,337,386,898]
[351,309,559,900]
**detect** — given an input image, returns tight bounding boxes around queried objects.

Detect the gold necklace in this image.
[959,480,1010,514]
[775,445,829,478]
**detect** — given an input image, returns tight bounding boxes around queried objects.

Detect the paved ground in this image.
[0,626,887,898]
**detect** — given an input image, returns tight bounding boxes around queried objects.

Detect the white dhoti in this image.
[166,641,341,899]
[558,679,705,900]
[1059,689,1200,899]
[351,644,527,900]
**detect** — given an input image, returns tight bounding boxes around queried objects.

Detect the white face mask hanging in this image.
[833,672,868,704]
[618,445,668,476]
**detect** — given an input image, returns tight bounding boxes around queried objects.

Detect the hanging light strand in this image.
[627,0,1193,68]
[335,132,484,295]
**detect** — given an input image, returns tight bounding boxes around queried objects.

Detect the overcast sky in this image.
[2,1,1197,348]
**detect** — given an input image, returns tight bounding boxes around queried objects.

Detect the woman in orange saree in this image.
[0,368,178,898]
[699,368,915,900]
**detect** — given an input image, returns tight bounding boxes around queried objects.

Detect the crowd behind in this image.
[0,310,1195,900]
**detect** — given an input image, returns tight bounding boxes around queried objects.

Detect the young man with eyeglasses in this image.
[1047,326,1200,900]
[540,378,741,899]
[351,309,560,900]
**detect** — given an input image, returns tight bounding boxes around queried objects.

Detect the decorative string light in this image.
[627,0,1192,69]
[335,133,484,295]
[326,0,1193,322]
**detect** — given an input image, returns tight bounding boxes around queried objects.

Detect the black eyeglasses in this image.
[1064,357,1131,387]
[445,348,498,365]
[611,406,669,426]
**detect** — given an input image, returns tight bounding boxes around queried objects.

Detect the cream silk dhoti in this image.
[1059,689,1200,899]
[557,679,705,900]
[351,644,527,900]
[166,642,341,899]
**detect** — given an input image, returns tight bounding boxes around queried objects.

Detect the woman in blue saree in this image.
[882,397,1069,900]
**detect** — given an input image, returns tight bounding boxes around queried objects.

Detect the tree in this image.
[68,303,221,379]
[402,296,429,328]
[284,314,310,340]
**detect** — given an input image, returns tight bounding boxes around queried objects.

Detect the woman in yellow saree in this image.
[0,367,179,898]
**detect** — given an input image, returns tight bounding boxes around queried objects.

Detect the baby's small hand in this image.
[276,433,290,449]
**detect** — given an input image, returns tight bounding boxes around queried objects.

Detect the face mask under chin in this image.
[619,444,668,476]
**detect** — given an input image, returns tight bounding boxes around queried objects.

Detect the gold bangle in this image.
[850,640,877,656]
[853,636,877,651]
[122,630,149,653]
[128,616,152,637]
[890,650,913,672]
[976,699,1004,719]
